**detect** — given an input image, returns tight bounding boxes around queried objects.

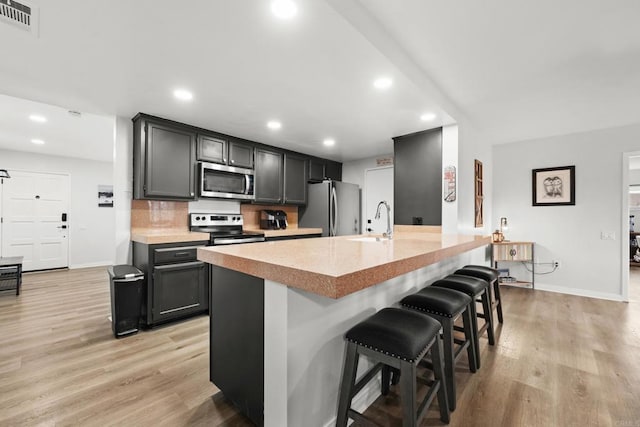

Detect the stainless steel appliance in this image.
[189,213,265,245]
[299,180,360,236]
[199,162,255,200]
[260,210,288,230]
[108,265,145,338]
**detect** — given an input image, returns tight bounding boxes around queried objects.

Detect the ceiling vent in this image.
[0,0,39,36]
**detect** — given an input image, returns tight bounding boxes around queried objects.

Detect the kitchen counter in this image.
[243,227,322,239]
[198,232,490,298]
[130,228,209,244]
[200,231,490,426]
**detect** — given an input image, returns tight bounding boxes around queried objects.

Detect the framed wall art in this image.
[532,165,575,206]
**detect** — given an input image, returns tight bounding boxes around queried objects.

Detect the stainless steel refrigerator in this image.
[299,180,360,237]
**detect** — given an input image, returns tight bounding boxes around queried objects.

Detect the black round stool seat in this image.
[345,307,441,362]
[456,265,499,283]
[431,274,488,297]
[401,286,471,318]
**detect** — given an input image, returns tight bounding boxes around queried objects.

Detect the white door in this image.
[364,166,394,234]
[1,171,70,271]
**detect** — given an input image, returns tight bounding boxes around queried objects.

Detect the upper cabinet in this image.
[254,148,283,204]
[228,139,254,169]
[283,154,308,205]
[133,114,197,200]
[308,158,342,182]
[197,133,226,165]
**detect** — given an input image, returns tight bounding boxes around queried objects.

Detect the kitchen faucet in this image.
[375,200,392,239]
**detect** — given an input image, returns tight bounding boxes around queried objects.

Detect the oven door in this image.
[200,162,255,200]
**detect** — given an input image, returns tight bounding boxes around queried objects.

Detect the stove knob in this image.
[195,216,200,221]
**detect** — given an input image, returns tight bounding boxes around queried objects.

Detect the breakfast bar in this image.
[198,232,491,426]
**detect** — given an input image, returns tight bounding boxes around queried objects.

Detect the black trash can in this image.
[108,265,145,338]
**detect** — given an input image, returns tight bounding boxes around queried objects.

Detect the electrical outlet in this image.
[553,260,560,268]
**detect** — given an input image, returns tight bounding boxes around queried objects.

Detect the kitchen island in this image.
[198,232,491,426]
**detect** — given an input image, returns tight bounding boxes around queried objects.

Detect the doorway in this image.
[1,170,70,271]
[363,166,393,234]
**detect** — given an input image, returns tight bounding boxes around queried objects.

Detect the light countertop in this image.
[244,227,323,238]
[131,229,210,244]
[198,232,491,299]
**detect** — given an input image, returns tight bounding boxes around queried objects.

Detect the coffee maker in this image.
[260,210,288,230]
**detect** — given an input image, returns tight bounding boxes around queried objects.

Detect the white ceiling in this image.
[0,0,638,163]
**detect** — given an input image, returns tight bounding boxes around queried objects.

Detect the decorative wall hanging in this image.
[532,166,575,206]
[474,160,483,227]
[98,185,114,207]
[443,165,456,202]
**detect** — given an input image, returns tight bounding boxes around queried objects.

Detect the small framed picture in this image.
[532,166,575,206]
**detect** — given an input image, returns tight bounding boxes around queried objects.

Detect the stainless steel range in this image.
[189,213,265,245]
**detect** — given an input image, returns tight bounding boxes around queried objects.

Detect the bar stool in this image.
[400,286,476,411]
[336,307,449,426]
[430,274,494,369]
[456,265,503,323]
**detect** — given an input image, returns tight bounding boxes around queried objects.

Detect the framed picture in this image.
[532,166,575,206]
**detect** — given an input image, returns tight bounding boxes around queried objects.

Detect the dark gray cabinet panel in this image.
[134,115,197,200]
[309,159,326,182]
[254,148,283,203]
[228,140,254,169]
[393,128,442,225]
[133,241,209,327]
[197,134,226,164]
[283,154,308,205]
[325,160,342,181]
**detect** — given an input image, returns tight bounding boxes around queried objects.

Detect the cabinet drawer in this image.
[153,245,202,264]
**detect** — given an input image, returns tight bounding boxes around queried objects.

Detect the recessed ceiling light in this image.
[29,114,47,123]
[323,138,335,147]
[267,121,282,130]
[420,113,436,121]
[271,0,297,19]
[173,89,193,101]
[31,139,45,145]
[373,77,393,90]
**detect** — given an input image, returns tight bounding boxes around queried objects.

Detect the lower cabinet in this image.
[152,261,207,324]
[133,240,209,326]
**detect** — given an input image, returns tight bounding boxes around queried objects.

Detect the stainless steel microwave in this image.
[199,162,255,200]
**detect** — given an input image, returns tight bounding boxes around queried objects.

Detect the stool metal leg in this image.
[336,342,359,427]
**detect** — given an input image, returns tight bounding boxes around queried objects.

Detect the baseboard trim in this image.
[69,261,112,270]
[534,283,625,302]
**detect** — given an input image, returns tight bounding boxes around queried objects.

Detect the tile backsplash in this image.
[131,200,188,230]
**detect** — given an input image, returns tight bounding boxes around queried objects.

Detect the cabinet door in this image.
[308,159,325,182]
[144,121,196,199]
[493,243,532,261]
[325,160,342,181]
[228,140,254,169]
[254,148,283,204]
[152,261,207,324]
[283,154,308,205]
[197,134,226,164]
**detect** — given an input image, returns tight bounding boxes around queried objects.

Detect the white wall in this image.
[114,116,133,264]
[493,123,640,300]
[442,124,459,234]
[0,149,115,268]
[629,169,640,185]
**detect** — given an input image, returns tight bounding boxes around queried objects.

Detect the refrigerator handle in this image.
[330,186,338,236]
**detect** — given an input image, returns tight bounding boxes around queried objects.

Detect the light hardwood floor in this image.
[1,267,639,426]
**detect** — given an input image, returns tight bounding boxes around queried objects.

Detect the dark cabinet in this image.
[283,154,308,205]
[309,159,326,182]
[133,114,197,200]
[197,134,226,164]
[133,241,209,326]
[393,128,442,225]
[325,160,342,181]
[228,140,254,169]
[152,261,207,323]
[254,148,283,203]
